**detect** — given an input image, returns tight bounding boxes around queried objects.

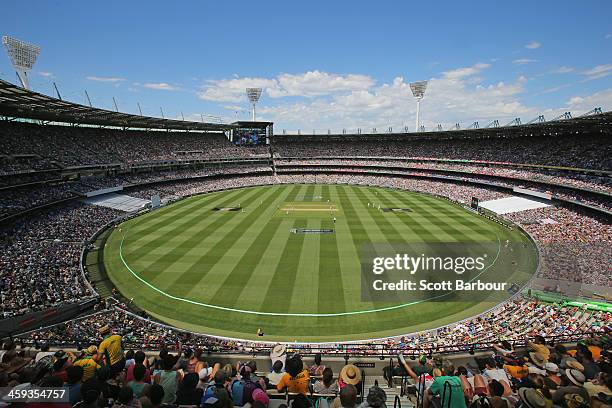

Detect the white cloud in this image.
[525,41,541,49]
[513,59,537,65]
[605,34,612,39]
[198,70,375,102]
[257,69,533,131]
[142,82,181,91]
[86,76,126,83]
[38,71,53,78]
[565,89,612,112]
[199,76,279,102]
[551,66,574,74]
[442,63,490,79]
[581,64,612,81]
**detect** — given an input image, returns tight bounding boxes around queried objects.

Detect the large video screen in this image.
[234,128,261,145]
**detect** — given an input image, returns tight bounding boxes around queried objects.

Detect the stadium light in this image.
[246,87,262,122]
[2,36,40,90]
[409,81,428,132]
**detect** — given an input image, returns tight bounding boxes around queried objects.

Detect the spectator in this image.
[277,355,310,395]
[65,365,84,406]
[98,325,125,377]
[175,372,203,405]
[314,367,339,394]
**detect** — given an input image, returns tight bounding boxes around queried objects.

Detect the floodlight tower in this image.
[246,87,262,121]
[2,36,40,90]
[409,81,428,132]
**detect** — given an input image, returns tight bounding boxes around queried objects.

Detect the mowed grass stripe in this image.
[125,192,229,246]
[334,186,379,318]
[318,184,345,313]
[233,217,296,309]
[139,187,269,269]
[125,188,249,260]
[386,189,495,243]
[166,185,283,299]
[142,187,272,286]
[377,188,465,242]
[286,185,319,313]
[288,185,321,313]
[374,188,467,243]
[259,184,310,313]
[288,218,321,313]
[203,185,301,308]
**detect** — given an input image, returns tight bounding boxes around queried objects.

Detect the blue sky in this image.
[1,0,611,131]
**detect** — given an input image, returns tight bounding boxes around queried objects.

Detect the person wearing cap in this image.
[276,355,310,395]
[97,325,125,377]
[339,364,362,391]
[413,355,432,376]
[73,346,101,381]
[52,350,75,382]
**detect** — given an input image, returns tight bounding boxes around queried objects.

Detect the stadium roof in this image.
[275,110,612,140]
[0,79,234,131]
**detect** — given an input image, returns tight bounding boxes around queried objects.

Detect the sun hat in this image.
[87,345,98,355]
[544,362,558,373]
[566,359,584,372]
[563,394,589,408]
[518,388,546,408]
[98,325,111,335]
[529,352,547,368]
[565,369,585,387]
[270,344,287,360]
[340,364,362,385]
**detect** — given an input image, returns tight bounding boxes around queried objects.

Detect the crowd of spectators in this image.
[275,159,612,192]
[0,122,268,170]
[17,297,610,357]
[0,204,122,317]
[0,183,77,219]
[273,133,612,170]
[0,303,607,407]
[505,207,611,286]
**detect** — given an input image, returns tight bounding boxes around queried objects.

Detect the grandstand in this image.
[1,39,610,408]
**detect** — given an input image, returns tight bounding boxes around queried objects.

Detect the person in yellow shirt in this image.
[276,356,310,395]
[528,335,550,360]
[97,325,125,376]
[73,346,101,381]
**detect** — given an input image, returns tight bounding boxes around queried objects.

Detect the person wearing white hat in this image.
[270,344,287,368]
